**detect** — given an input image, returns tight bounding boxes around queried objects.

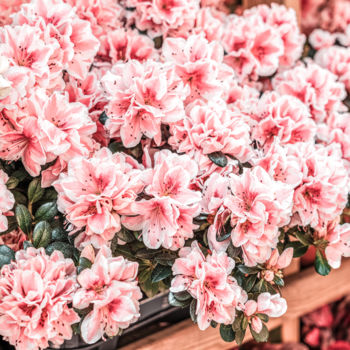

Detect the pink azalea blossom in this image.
[102,59,187,147]
[309,29,336,50]
[224,166,294,266]
[0,229,26,251]
[169,98,252,176]
[315,46,350,92]
[0,169,15,233]
[273,61,346,123]
[162,34,234,103]
[262,248,293,282]
[287,143,349,229]
[0,248,80,350]
[0,56,12,99]
[125,0,199,38]
[122,150,201,250]
[251,92,316,146]
[194,7,225,42]
[73,246,142,344]
[54,147,144,249]
[170,241,247,330]
[0,0,28,26]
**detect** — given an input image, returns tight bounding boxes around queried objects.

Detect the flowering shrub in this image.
[0,1,349,349]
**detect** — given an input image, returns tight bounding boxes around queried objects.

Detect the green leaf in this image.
[77,257,93,274]
[155,252,177,266]
[232,312,244,331]
[6,176,19,189]
[0,216,17,236]
[190,299,197,323]
[273,275,284,287]
[227,243,241,259]
[109,141,124,154]
[220,324,235,342]
[210,321,218,328]
[208,152,228,168]
[135,249,158,259]
[42,188,57,201]
[46,241,75,259]
[216,221,231,242]
[27,178,44,204]
[11,169,28,182]
[99,111,108,125]
[241,316,248,331]
[11,190,27,205]
[23,240,33,249]
[33,221,52,248]
[243,274,257,292]
[173,291,192,302]
[0,245,15,268]
[51,227,68,242]
[117,227,136,243]
[35,202,58,222]
[235,328,246,345]
[151,264,172,283]
[250,323,269,342]
[15,204,32,234]
[315,249,331,276]
[286,241,309,258]
[168,292,189,307]
[237,265,260,275]
[295,230,313,246]
[256,313,269,323]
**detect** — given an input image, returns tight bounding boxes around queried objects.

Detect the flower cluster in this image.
[0,0,350,349]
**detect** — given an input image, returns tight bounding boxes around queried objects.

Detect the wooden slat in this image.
[120,259,350,350]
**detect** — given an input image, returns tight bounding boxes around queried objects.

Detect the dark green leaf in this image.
[208,152,228,168]
[28,178,44,203]
[286,241,308,258]
[151,264,172,283]
[250,323,269,342]
[295,230,313,246]
[117,227,136,243]
[0,245,15,268]
[99,111,108,125]
[237,265,260,275]
[210,321,218,328]
[11,190,27,205]
[233,312,244,331]
[35,202,58,222]
[138,268,151,284]
[77,257,93,274]
[173,291,192,302]
[235,329,246,345]
[6,176,19,189]
[256,313,269,323]
[220,324,235,342]
[227,243,241,259]
[155,252,177,266]
[190,299,197,323]
[243,274,257,292]
[33,221,52,248]
[135,249,158,259]
[168,292,189,307]
[11,169,28,182]
[109,141,124,154]
[51,227,68,242]
[241,316,248,331]
[0,216,17,236]
[15,204,32,234]
[315,249,331,276]
[273,275,284,287]
[23,240,33,249]
[42,188,57,201]
[46,241,75,259]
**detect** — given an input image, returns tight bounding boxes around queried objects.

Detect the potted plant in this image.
[0,0,350,349]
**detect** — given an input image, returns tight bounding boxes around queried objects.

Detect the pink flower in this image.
[54,148,144,249]
[273,61,346,123]
[0,169,15,233]
[224,166,294,266]
[169,99,252,175]
[107,29,157,64]
[162,34,234,103]
[0,116,46,176]
[0,248,80,350]
[73,246,142,344]
[315,46,350,92]
[194,7,224,42]
[0,0,28,26]
[242,292,287,332]
[251,92,316,146]
[309,29,336,50]
[0,56,11,99]
[14,0,100,80]
[325,224,350,269]
[262,248,293,282]
[287,143,349,229]
[170,241,246,330]
[102,60,187,147]
[125,0,199,38]
[122,150,201,250]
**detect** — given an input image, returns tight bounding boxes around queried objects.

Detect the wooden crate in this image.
[120,259,350,350]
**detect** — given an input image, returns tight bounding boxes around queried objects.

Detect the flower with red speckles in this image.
[73,246,142,344]
[170,241,246,330]
[0,248,80,350]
